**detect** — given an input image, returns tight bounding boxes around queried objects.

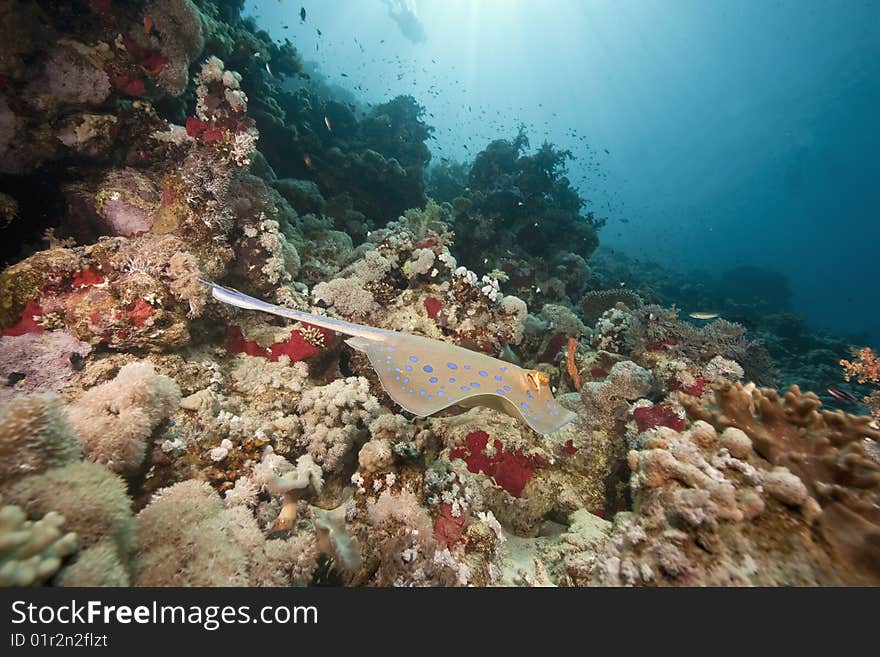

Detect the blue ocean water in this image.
[252,0,880,346]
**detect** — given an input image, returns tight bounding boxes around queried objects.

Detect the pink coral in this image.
[633,404,687,433]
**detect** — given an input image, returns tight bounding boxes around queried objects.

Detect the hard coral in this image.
[681,381,880,580]
[0,505,78,586]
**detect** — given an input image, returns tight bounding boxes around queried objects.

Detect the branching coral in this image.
[0,505,78,586]
[3,461,135,584]
[681,382,880,580]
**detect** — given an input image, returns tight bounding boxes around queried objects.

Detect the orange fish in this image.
[144,13,154,33]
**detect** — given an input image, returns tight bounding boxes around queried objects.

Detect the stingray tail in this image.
[201,280,385,341]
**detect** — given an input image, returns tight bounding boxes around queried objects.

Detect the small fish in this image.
[303,154,313,167]
[340,72,348,77]
[300,6,306,22]
[688,312,719,320]
[143,13,154,33]
[324,115,332,132]
[317,28,322,36]
[827,387,859,404]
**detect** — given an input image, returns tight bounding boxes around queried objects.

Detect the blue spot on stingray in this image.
[500,366,509,372]
[479,370,488,377]
[405,365,413,371]
[497,389,506,395]
[464,365,472,370]
[526,390,535,400]
[461,386,470,391]
[403,378,410,384]
[409,388,414,394]
[503,385,511,392]
[447,362,458,370]
[427,395,433,400]
[423,365,433,373]
[394,375,401,381]
[419,390,426,396]
[409,356,418,363]
[395,367,402,372]
[471,382,480,388]
[449,377,456,383]
[495,375,503,381]
[437,391,445,397]
[521,402,531,410]
[429,377,438,383]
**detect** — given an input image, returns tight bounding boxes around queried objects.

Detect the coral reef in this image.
[0,0,875,590]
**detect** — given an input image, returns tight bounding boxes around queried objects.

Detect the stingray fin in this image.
[344,337,373,353]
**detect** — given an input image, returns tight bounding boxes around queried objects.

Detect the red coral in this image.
[590,367,608,379]
[676,377,705,397]
[89,0,112,14]
[126,299,154,327]
[562,439,578,455]
[72,267,104,288]
[226,325,268,358]
[2,300,44,336]
[423,297,442,320]
[268,330,319,362]
[202,127,225,144]
[226,325,328,362]
[433,503,466,549]
[111,74,145,97]
[186,117,225,144]
[449,430,540,497]
[540,334,568,364]
[185,116,209,138]
[633,404,686,433]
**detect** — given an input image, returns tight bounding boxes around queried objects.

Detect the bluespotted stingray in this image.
[206,282,576,435]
